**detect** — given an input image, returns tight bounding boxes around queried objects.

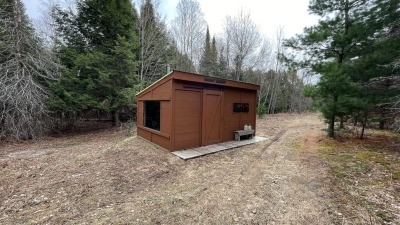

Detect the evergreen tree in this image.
[165,39,195,72]
[0,0,59,139]
[216,46,228,78]
[210,36,218,76]
[52,0,139,126]
[286,0,400,137]
[138,0,170,88]
[199,26,212,75]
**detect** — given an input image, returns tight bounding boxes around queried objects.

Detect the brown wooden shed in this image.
[136,70,260,151]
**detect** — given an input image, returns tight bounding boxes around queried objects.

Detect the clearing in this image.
[1,113,399,224]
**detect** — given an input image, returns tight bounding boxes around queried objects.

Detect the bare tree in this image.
[253,39,273,107]
[224,10,261,81]
[267,27,285,114]
[0,0,59,140]
[171,0,206,71]
[34,0,77,48]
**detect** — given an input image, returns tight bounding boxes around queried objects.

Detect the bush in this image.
[257,104,267,118]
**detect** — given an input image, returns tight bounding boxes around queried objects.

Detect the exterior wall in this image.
[173,88,202,150]
[238,90,257,135]
[222,88,257,142]
[137,79,173,150]
[222,88,242,141]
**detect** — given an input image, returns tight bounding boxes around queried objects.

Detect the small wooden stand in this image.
[234,129,254,141]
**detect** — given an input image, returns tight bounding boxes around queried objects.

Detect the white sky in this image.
[23,0,318,40]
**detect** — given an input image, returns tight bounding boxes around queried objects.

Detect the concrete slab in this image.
[171,136,268,160]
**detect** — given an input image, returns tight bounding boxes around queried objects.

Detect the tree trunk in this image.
[353,114,358,126]
[328,114,335,137]
[112,110,120,127]
[328,95,338,137]
[0,117,5,134]
[360,112,368,139]
[379,120,385,130]
[379,113,385,129]
[339,116,344,129]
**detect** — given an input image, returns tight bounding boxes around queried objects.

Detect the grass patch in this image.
[317,129,400,224]
[392,172,400,180]
[356,151,387,165]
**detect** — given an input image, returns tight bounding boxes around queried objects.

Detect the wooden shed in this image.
[136,70,260,151]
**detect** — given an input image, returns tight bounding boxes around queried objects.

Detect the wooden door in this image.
[174,89,202,150]
[202,89,223,146]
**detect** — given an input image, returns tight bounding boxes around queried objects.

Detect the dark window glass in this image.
[144,101,160,131]
[233,103,249,112]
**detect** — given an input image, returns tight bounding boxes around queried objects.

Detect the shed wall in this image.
[222,88,257,142]
[137,79,173,150]
[173,89,202,150]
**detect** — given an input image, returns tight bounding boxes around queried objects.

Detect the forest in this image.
[0,0,399,140]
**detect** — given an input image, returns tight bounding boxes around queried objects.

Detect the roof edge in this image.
[136,69,260,97]
[136,70,174,96]
[173,69,260,88]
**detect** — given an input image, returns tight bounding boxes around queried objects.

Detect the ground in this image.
[0,113,399,224]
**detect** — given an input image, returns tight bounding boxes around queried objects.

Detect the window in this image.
[233,103,249,112]
[144,101,160,131]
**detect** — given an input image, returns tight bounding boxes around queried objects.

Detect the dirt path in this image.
[1,113,338,224]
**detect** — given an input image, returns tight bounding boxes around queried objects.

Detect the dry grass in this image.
[316,129,400,225]
[1,113,399,224]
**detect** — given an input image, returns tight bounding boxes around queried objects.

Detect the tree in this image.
[287,0,400,137]
[171,0,206,71]
[224,10,261,81]
[35,0,77,49]
[268,27,286,114]
[165,40,195,72]
[137,0,170,88]
[210,36,218,75]
[216,45,228,78]
[199,26,212,75]
[52,0,139,126]
[351,0,400,135]
[286,0,387,137]
[0,0,60,140]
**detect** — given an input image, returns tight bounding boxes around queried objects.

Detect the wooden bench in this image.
[234,129,254,141]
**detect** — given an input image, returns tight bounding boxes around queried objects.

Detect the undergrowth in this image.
[318,129,400,224]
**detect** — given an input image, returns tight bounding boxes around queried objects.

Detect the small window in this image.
[233,103,250,112]
[144,101,160,131]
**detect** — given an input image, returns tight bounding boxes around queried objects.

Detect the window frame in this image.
[143,101,161,131]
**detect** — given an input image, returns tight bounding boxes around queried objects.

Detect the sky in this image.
[23,0,319,40]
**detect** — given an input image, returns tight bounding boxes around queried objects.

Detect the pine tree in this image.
[138,0,170,88]
[199,26,212,75]
[216,46,228,78]
[52,0,139,126]
[286,0,399,137]
[0,0,59,139]
[210,36,218,76]
[165,39,196,72]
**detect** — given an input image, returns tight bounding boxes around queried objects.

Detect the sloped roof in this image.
[136,70,259,97]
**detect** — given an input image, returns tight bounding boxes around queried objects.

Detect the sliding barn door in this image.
[202,90,223,146]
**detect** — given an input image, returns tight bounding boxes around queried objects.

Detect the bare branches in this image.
[0,0,60,140]
[224,10,262,81]
[137,0,170,88]
[171,0,206,70]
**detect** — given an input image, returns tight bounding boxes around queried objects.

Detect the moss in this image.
[318,140,337,154]
[291,142,302,151]
[392,172,400,180]
[356,151,387,165]
[376,210,395,223]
